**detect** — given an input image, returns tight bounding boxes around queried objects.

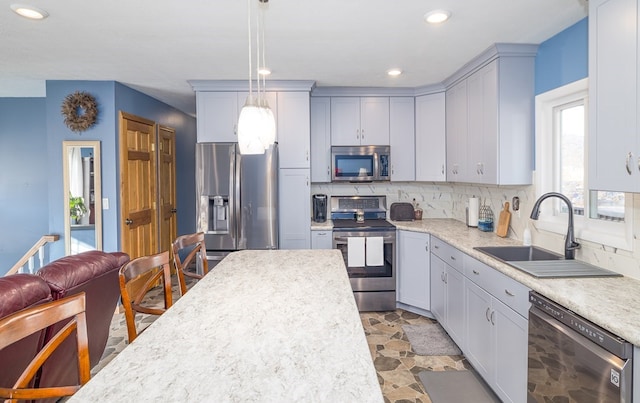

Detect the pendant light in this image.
[238,0,275,155]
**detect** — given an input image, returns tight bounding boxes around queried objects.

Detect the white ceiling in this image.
[0,0,588,116]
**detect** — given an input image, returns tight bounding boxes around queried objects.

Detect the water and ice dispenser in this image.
[208,195,229,233]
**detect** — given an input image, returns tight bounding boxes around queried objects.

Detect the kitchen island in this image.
[70,249,383,402]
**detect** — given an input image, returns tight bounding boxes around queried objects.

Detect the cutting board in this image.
[496,202,511,237]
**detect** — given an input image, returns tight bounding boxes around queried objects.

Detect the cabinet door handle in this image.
[361,129,364,139]
[444,272,448,284]
[327,166,331,176]
[434,245,440,249]
[450,256,456,261]
[472,269,480,275]
[485,307,491,322]
[234,124,238,136]
[504,289,515,297]
[441,164,445,175]
[490,310,495,325]
[306,150,309,161]
[626,152,633,175]
[391,165,395,175]
[425,244,429,253]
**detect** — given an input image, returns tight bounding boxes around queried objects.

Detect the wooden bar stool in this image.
[171,232,209,296]
[118,251,173,343]
[0,292,90,402]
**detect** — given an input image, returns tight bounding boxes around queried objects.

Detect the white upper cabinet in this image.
[331,97,390,145]
[310,97,332,182]
[277,92,310,169]
[415,92,446,182]
[589,0,639,192]
[389,97,416,181]
[446,80,469,182]
[196,92,239,143]
[196,91,278,143]
[445,45,536,185]
[467,60,499,184]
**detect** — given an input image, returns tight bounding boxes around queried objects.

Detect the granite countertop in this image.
[391,219,640,346]
[311,219,333,230]
[70,250,383,402]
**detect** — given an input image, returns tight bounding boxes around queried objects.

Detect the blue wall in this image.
[114,83,197,239]
[0,81,196,274]
[44,81,197,260]
[0,98,49,271]
[535,18,588,94]
[45,81,117,260]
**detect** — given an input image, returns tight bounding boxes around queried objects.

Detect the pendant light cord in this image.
[246,0,253,99]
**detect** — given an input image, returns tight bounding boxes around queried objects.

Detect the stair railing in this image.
[5,235,60,276]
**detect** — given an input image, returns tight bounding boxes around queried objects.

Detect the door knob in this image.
[125,218,133,225]
[171,208,177,213]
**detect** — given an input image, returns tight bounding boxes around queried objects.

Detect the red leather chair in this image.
[36,250,129,393]
[0,273,53,391]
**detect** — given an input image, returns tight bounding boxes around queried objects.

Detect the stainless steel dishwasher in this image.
[527,292,633,402]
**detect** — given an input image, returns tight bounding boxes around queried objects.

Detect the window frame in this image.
[534,78,633,251]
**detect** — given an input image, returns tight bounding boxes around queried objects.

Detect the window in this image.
[535,78,632,250]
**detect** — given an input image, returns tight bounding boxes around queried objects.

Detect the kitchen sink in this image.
[473,245,622,278]
[474,245,563,262]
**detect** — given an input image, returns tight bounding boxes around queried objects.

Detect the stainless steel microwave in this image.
[331,146,390,182]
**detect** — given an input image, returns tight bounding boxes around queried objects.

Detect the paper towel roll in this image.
[468,197,479,227]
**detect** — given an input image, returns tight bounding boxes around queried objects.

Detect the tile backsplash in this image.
[311,181,640,280]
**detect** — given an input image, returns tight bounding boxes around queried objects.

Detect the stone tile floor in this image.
[94,280,468,402]
[361,310,469,403]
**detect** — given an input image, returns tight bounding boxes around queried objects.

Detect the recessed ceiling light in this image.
[10,4,48,20]
[387,69,402,77]
[258,68,271,76]
[424,9,450,24]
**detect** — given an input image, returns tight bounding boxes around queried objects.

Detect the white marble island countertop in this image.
[70,250,383,403]
[392,218,640,346]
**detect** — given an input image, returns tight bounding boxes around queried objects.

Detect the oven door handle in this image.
[333,235,394,243]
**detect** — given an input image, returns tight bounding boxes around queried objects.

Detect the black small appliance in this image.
[312,194,327,222]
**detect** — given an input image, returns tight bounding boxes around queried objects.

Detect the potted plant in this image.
[69,194,88,224]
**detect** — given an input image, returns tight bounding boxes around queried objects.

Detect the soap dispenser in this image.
[523,222,532,246]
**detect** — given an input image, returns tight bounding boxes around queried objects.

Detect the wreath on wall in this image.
[61,91,98,133]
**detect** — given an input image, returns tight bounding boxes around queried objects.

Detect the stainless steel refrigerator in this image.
[196,143,278,266]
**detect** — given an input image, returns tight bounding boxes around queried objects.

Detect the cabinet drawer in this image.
[431,237,464,272]
[464,255,530,318]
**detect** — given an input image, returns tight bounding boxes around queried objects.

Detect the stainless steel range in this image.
[331,196,396,312]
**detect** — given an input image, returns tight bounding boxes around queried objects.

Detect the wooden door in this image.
[119,112,157,259]
[158,125,177,255]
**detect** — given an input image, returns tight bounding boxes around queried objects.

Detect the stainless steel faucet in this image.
[530,192,581,259]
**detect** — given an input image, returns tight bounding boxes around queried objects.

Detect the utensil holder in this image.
[478,201,494,232]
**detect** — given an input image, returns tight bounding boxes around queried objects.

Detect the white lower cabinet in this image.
[397,231,430,310]
[444,264,465,349]
[430,236,466,349]
[429,235,529,403]
[464,260,529,403]
[311,230,332,249]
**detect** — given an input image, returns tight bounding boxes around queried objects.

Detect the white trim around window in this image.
[534,78,633,251]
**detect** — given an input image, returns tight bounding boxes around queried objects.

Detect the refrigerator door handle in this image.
[229,145,241,247]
